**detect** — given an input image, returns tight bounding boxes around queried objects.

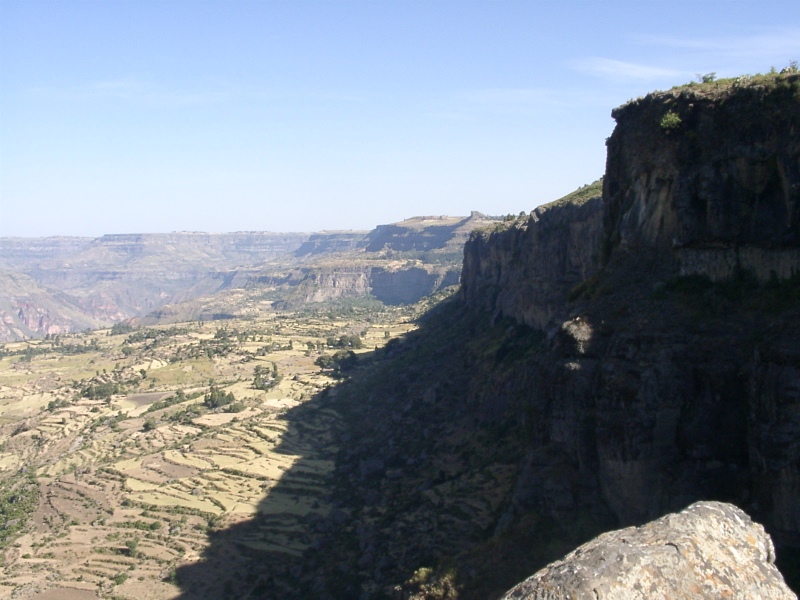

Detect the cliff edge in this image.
[605,73,800,281]
[459,72,800,543]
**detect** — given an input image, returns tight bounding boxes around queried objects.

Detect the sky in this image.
[1,1,799,238]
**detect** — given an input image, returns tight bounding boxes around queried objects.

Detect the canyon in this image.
[0,214,497,341]
[1,71,798,599]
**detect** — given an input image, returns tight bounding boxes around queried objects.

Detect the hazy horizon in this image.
[2,0,799,238]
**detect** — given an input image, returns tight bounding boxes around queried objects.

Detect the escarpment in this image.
[460,182,603,329]
[459,75,800,544]
[151,75,799,600]
[605,74,800,281]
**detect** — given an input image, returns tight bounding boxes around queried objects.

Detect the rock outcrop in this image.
[501,501,796,600]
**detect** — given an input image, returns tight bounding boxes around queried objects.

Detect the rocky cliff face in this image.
[604,74,800,281]
[272,214,499,308]
[502,501,796,600]
[365,213,496,254]
[458,74,800,545]
[277,264,460,306]
[293,232,368,257]
[461,184,603,329]
[0,271,102,341]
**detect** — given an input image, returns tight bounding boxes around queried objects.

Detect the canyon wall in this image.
[459,74,800,543]
[461,191,603,329]
[604,74,800,281]
[278,264,460,306]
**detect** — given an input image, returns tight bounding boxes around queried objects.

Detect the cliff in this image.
[461,181,603,329]
[275,264,458,307]
[457,72,800,544]
[293,231,368,257]
[605,74,800,282]
[272,213,498,308]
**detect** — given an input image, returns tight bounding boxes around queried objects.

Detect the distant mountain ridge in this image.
[0,214,501,340]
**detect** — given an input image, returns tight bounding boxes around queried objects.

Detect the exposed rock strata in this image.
[604,75,800,281]
[293,232,368,257]
[501,501,796,600]
[279,264,460,306]
[459,76,800,542]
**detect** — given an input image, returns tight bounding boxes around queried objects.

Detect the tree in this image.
[315,350,358,377]
[124,536,139,557]
[204,385,235,409]
[253,364,281,390]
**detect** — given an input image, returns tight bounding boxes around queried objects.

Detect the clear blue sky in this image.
[1,1,798,237]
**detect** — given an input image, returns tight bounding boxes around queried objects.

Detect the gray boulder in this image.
[502,501,796,600]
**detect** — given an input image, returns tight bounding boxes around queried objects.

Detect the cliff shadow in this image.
[171,371,356,599]
[171,295,619,599]
[171,274,800,598]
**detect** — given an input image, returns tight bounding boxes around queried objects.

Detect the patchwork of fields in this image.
[0,305,418,599]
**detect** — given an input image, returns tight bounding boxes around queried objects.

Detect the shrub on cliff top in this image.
[660,110,682,130]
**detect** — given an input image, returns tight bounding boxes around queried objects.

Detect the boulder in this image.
[501,502,796,600]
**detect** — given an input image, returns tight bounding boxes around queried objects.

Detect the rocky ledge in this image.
[502,501,797,600]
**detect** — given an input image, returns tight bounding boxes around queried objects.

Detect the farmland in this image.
[0,303,419,599]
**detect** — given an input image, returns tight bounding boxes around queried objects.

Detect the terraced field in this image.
[0,306,419,599]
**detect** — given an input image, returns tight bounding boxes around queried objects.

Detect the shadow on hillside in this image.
[174,299,502,598]
[172,297,610,599]
[174,315,438,599]
[173,276,800,598]
[172,374,356,599]
[170,297,611,599]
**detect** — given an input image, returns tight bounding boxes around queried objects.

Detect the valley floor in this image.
[0,304,418,599]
